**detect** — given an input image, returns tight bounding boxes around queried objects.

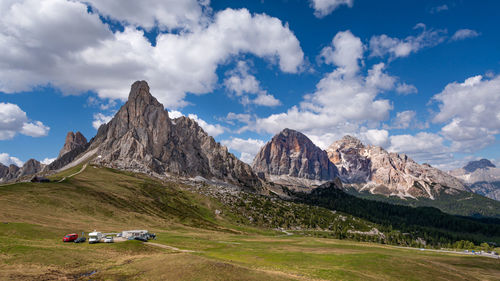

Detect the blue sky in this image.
[1,0,500,170]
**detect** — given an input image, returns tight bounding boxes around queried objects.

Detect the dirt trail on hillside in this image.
[146,242,196,253]
[58,163,87,182]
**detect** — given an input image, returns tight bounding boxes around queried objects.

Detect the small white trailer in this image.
[88,230,103,244]
[121,230,149,239]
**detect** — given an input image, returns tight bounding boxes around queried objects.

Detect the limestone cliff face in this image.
[59,132,87,157]
[89,81,262,191]
[327,136,467,199]
[252,129,338,185]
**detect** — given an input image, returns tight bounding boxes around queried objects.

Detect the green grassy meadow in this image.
[0,165,499,280]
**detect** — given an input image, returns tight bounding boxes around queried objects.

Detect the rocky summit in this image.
[58,131,88,158]
[326,136,467,199]
[88,81,262,191]
[252,128,338,189]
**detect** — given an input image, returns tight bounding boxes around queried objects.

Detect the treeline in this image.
[291,182,500,247]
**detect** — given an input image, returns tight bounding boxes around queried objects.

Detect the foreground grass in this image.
[1,165,499,280]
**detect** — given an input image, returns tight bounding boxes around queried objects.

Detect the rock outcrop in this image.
[0,159,44,183]
[252,129,338,189]
[88,81,262,191]
[450,159,500,201]
[59,131,87,157]
[326,136,467,199]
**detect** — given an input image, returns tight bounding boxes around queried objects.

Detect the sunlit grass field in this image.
[1,165,499,280]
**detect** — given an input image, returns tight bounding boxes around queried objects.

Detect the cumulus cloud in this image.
[0,1,304,108]
[309,0,353,18]
[84,0,210,32]
[369,24,447,59]
[249,31,401,149]
[0,153,24,167]
[168,110,184,119]
[362,129,389,147]
[0,103,50,140]
[451,29,480,41]
[221,137,265,164]
[224,61,281,107]
[187,114,226,137]
[390,110,416,129]
[433,75,500,152]
[396,83,418,95]
[388,132,453,164]
[92,113,113,130]
[319,30,364,76]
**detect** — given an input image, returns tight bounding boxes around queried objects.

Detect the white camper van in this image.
[88,230,103,244]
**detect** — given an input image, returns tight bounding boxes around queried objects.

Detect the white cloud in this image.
[221,137,265,164]
[430,5,448,14]
[309,0,353,18]
[362,129,389,147]
[250,31,397,149]
[225,113,253,127]
[388,132,453,164]
[41,157,56,165]
[369,24,447,59]
[0,153,24,167]
[365,63,396,90]
[252,94,281,107]
[20,121,50,137]
[187,114,225,137]
[433,75,500,152]
[451,29,479,41]
[224,61,281,107]
[84,0,209,32]
[0,103,50,140]
[0,1,304,109]
[92,113,113,130]
[390,110,416,129]
[168,110,184,119]
[396,83,418,95]
[319,30,364,76]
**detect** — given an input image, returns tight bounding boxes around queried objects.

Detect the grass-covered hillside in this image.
[1,165,500,280]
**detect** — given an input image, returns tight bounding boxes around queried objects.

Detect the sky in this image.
[1,0,500,170]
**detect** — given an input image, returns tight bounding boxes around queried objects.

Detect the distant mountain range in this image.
[254,129,466,200]
[450,159,500,201]
[1,80,499,218]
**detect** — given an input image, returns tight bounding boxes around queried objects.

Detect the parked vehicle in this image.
[63,233,78,242]
[74,237,86,243]
[88,231,103,244]
[104,236,114,243]
[128,235,147,242]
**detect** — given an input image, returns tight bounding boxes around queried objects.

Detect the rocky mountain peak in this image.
[326,137,466,199]
[126,80,164,118]
[59,131,87,157]
[326,135,370,183]
[88,81,262,191]
[252,128,338,184]
[336,135,365,149]
[463,159,496,173]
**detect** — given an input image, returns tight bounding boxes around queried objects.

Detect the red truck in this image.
[63,233,78,242]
